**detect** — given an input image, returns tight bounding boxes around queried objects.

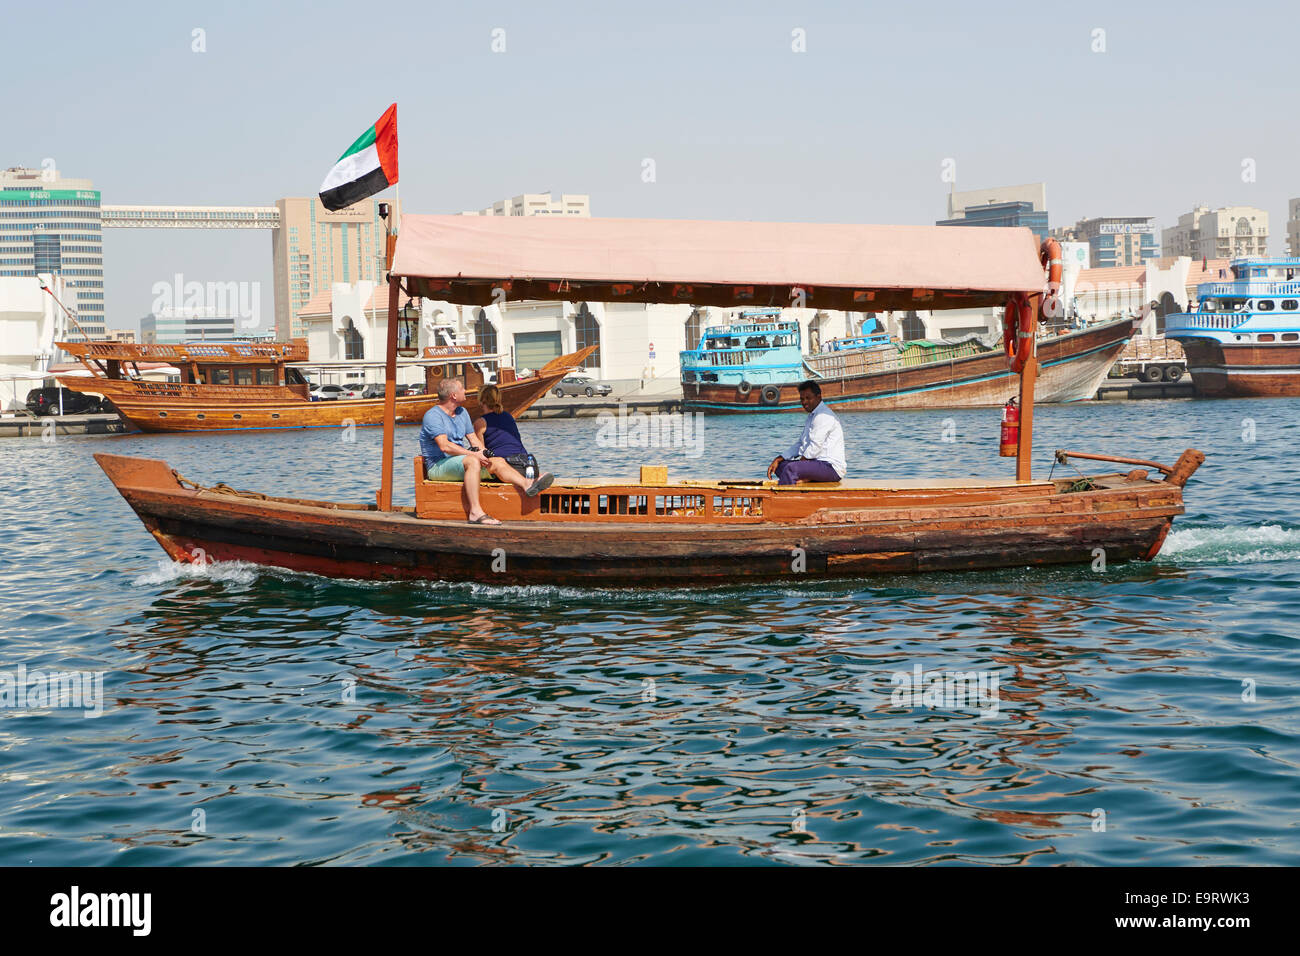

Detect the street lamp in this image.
[397,300,420,357]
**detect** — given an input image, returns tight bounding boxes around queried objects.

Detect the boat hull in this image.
[95,451,1195,587]
[1174,338,1300,397]
[684,319,1133,412]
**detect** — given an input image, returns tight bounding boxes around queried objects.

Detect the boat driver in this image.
[420,377,550,524]
[766,380,846,485]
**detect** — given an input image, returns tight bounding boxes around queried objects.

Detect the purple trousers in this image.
[775,458,841,485]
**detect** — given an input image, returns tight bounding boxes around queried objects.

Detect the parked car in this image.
[359,383,422,399]
[552,375,613,398]
[339,383,367,399]
[25,387,104,417]
[309,384,347,401]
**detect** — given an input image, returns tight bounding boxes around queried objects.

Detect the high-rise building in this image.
[272,196,397,340]
[140,310,237,344]
[1052,216,1158,268]
[937,183,1048,244]
[1161,205,1268,260]
[463,193,590,217]
[0,166,104,339]
[1286,198,1300,257]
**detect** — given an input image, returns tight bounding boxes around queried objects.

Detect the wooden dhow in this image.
[1166,256,1300,397]
[56,340,593,433]
[684,316,1133,412]
[96,212,1206,586]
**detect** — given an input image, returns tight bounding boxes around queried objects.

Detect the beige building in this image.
[1161,205,1268,260]
[945,182,1046,219]
[1286,198,1300,257]
[272,196,398,341]
[1051,217,1158,268]
[463,193,590,217]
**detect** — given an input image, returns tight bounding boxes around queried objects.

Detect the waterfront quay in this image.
[520,397,682,419]
[0,412,131,438]
[1095,378,1196,401]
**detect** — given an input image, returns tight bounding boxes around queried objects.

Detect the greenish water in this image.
[1,398,1298,864]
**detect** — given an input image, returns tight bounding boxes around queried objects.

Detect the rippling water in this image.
[1,397,1298,865]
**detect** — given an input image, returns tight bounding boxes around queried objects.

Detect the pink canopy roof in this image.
[391,214,1046,312]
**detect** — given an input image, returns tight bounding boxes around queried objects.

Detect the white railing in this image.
[1164,312,1250,332]
[1201,281,1300,297]
[685,349,786,368]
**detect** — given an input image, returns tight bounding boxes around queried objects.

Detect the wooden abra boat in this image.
[96,212,1206,586]
[94,449,1203,585]
[56,340,592,433]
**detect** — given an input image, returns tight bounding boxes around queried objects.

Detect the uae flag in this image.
[319,104,398,211]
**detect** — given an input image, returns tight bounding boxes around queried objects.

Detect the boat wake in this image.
[132,559,261,586]
[128,556,851,603]
[1158,524,1300,565]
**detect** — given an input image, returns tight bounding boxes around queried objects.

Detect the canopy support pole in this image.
[1016,294,1038,481]
[378,230,399,512]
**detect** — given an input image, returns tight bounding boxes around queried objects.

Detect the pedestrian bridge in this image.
[101,205,279,229]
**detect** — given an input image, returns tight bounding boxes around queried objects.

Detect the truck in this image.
[1111,335,1186,383]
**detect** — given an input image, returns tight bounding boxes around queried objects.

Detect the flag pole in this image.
[378,207,400,511]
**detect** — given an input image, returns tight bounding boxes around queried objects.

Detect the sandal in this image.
[468,513,502,525]
[525,473,555,497]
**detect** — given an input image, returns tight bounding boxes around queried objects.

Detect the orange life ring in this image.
[1004,294,1033,373]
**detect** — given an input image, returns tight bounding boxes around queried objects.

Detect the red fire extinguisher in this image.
[999,398,1019,458]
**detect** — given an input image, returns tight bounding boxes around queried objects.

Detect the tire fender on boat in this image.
[737,380,753,397]
[760,384,781,405]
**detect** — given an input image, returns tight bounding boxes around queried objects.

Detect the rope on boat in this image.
[1047,451,1096,490]
[171,469,271,500]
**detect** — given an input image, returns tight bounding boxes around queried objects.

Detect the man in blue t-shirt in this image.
[420,377,551,524]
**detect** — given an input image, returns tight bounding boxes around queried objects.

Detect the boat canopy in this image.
[391,215,1046,312]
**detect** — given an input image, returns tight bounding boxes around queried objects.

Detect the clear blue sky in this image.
[4,0,1296,330]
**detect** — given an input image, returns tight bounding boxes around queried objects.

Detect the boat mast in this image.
[38,277,94,342]
[379,206,399,511]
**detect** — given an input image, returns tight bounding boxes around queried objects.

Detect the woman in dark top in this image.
[473,385,553,490]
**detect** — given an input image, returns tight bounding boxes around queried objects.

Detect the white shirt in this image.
[785,401,846,477]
